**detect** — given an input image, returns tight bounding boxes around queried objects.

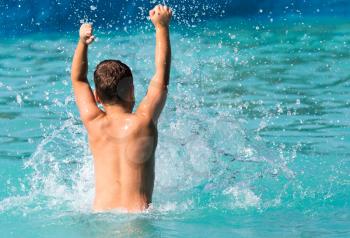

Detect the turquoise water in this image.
[1,17,350,237]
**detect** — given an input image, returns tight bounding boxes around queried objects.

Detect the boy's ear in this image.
[94,90,101,104]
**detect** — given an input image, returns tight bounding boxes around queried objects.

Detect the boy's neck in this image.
[103,103,132,116]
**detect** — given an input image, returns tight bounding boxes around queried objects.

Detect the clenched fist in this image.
[149,5,172,28]
[79,23,95,45]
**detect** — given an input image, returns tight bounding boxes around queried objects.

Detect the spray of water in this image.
[0,0,298,218]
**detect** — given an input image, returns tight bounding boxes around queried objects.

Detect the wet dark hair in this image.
[93,60,133,104]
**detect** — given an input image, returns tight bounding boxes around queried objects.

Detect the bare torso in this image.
[86,113,157,212]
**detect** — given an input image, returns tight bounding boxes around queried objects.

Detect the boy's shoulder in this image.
[87,112,154,136]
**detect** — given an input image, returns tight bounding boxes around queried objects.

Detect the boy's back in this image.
[70,5,172,212]
[87,114,157,211]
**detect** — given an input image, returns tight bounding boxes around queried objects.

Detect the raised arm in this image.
[136,5,172,124]
[71,23,103,125]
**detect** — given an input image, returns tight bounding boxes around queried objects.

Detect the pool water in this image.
[0,16,350,237]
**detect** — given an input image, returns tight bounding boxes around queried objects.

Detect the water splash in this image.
[0,25,303,218]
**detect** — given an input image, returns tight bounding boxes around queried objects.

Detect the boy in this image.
[70,5,172,212]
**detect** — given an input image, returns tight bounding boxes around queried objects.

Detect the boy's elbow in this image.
[152,74,169,89]
[70,67,77,81]
[71,72,87,83]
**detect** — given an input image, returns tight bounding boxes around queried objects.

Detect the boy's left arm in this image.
[71,23,103,125]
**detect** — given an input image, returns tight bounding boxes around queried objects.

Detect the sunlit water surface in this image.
[0,17,350,237]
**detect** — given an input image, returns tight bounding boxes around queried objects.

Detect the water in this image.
[1,15,350,237]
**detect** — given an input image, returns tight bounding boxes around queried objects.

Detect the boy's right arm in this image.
[136,5,172,124]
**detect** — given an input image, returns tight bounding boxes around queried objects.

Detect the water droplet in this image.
[16,94,22,106]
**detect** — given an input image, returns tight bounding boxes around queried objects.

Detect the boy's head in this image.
[94,60,135,107]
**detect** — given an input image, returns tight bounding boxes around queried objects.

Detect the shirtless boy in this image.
[70,5,172,212]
